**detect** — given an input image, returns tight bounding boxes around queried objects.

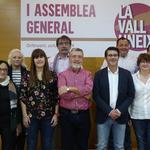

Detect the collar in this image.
[0,76,10,86]
[107,67,119,74]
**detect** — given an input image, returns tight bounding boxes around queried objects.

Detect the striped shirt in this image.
[12,69,21,88]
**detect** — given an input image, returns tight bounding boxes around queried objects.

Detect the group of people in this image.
[0,35,150,150]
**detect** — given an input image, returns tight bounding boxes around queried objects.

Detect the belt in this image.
[61,107,89,114]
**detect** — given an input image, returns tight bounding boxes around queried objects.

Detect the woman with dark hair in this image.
[0,60,18,150]
[129,53,150,150]
[20,49,59,150]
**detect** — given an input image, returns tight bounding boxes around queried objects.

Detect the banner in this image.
[21,0,150,57]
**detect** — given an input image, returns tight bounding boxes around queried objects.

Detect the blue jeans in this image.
[132,119,150,150]
[97,118,126,150]
[26,117,54,150]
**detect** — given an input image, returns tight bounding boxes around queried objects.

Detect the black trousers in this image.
[0,127,12,150]
[60,108,91,150]
[11,126,26,150]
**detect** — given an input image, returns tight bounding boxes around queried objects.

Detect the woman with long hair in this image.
[20,49,59,150]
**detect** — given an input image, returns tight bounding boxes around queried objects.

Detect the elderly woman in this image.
[129,53,150,150]
[0,60,18,150]
[8,48,27,150]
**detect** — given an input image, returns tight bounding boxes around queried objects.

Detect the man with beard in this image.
[58,48,93,150]
[48,35,71,73]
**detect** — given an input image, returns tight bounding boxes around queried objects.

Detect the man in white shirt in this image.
[48,35,71,73]
[101,37,137,150]
[93,46,135,150]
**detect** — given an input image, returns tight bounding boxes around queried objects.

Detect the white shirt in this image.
[108,67,119,109]
[101,52,137,74]
[48,55,70,73]
[129,72,150,119]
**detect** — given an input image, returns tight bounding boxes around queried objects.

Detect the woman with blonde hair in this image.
[20,48,59,150]
[8,48,27,150]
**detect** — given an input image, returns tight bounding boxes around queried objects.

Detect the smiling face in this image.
[69,49,83,70]
[0,62,8,82]
[10,51,23,68]
[117,39,130,57]
[34,56,46,69]
[105,50,119,68]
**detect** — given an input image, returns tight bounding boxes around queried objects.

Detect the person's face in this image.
[34,56,45,69]
[106,50,119,67]
[69,51,83,69]
[0,63,8,82]
[117,39,130,57]
[139,60,150,72]
[57,39,71,57]
[11,51,23,67]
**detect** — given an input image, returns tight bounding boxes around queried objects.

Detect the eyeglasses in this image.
[107,54,118,57]
[0,68,8,72]
[58,42,70,46]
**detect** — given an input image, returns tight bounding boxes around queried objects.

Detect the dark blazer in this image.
[93,67,135,124]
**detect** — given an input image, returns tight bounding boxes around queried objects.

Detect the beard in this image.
[71,63,82,69]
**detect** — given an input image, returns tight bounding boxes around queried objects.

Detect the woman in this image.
[129,53,150,150]
[8,48,27,150]
[20,48,59,150]
[0,60,18,150]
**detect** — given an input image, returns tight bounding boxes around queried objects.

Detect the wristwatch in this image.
[66,87,70,92]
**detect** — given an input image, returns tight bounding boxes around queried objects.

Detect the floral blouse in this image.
[20,71,59,119]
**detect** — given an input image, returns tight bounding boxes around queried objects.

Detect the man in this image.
[93,47,135,150]
[101,37,137,74]
[58,48,93,150]
[101,37,137,150]
[48,35,71,73]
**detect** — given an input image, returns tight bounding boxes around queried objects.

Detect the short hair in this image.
[0,60,9,69]
[70,48,84,56]
[137,53,150,66]
[56,35,71,47]
[116,37,131,46]
[147,44,150,52]
[8,49,25,66]
[104,47,119,57]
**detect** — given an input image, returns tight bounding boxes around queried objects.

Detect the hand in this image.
[16,124,22,136]
[59,86,68,95]
[23,115,30,128]
[51,114,58,127]
[109,109,120,120]
[69,87,80,95]
[84,95,92,100]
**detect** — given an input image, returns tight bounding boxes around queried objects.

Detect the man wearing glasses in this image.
[48,35,72,73]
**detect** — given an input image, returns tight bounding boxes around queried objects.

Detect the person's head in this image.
[29,49,51,86]
[56,35,71,57]
[147,44,150,55]
[116,37,131,57]
[0,60,9,82]
[105,46,119,68]
[137,53,150,72]
[8,49,24,68]
[69,48,84,71]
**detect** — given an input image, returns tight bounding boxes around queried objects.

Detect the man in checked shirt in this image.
[58,48,93,150]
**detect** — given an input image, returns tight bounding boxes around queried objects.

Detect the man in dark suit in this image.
[93,47,135,150]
